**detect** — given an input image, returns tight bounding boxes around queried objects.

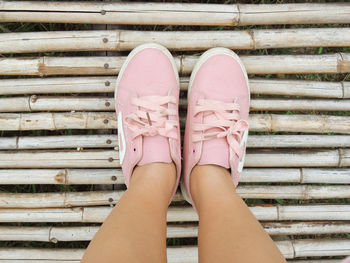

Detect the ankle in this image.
[190,165,237,212]
[129,162,177,204]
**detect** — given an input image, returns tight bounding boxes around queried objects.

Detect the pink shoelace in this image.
[192,98,249,160]
[124,95,178,139]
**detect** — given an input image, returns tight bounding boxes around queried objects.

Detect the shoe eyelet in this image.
[133,148,136,152]
[193,149,195,153]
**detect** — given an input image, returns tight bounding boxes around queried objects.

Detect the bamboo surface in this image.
[247,135,350,148]
[1,135,350,150]
[0,261,341,263]
[0,185,349,208]
[0,135,118,150]
[0,169,124,185]
[0,77,116,95]
[249,98,350,111]
[179,97,350,111]
[1,28,350,53]
[0,239,349,259]
[1,1,350,261]
[0,96,115,112]
[0,205,349,222]
[0,167,349,185]
[0,112,117,131]
[0,222,349,242]
[0,150,120,168]
[242,168,350,184]
[1,1,349,26]
[1,112,350,133]
[0,149,349,168]
[249,79,350,99]
[1,77,348,99]
[249,114,350,134]
[1,53,349,76]
[2,96,350,112]
[245,149,350,167]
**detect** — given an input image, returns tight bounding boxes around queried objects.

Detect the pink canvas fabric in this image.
[115,43,181,206]
[181,48,250,212]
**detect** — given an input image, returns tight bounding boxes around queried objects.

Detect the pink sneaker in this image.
[181,48,250,212]
[115,43,181,206]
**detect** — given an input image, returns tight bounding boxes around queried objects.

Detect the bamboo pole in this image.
[0,76,117,95]
[2,96,350,112]
[293,239,350,257]
[0,191,125,208]
[181,97,350,111]
[0,150,120,168]
[1,53,349,76]
[0,149,349,168]
[0,205,349,223]
[236,185,350,199]
[238,3,350,26]
[1,28,350,54]
[0,239,348,259]
[240,53,350,75]
[45,204,350,222]
[242,168,350,184]
[0,1,349,26]
[247,135,350,148]
[249,114,350,134]
[0,96,115,112]
[0,168,344,184]
[245,149,350,167]
[0,169,124,184]
[0,222,349,242]
[249,98,350,111]
[0,247,85,261]
[0,112,117,131]
[0,167,349,185]
[1,77,348,99]
[1,135,349,150]
[1,112,350,133]
[0,1,239,26]
[261,222,350,236]
[0,135,118,150]
[0,185,349,208]
[248,79,349,99]
[344,82,350,98]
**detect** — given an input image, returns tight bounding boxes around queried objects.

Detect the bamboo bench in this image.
[0,1,350,262]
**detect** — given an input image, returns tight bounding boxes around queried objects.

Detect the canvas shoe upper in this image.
[115,43,181,206]
[181,48,250,212]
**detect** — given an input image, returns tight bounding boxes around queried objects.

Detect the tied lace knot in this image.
[124,95,178,140]
[192,98,249,160]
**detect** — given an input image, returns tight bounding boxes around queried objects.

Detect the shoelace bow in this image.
[124,95,178,139]
[192,98,249,160]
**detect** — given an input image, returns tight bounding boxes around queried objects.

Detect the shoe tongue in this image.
[136,86,173,166]
[197,112,230,169]
[137,135,172,167]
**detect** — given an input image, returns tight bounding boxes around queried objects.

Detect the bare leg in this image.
[190,165,287,263]
[82,162,176,263]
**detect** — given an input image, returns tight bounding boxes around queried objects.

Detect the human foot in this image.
[181,48,250,212]
[115,43,181,206]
